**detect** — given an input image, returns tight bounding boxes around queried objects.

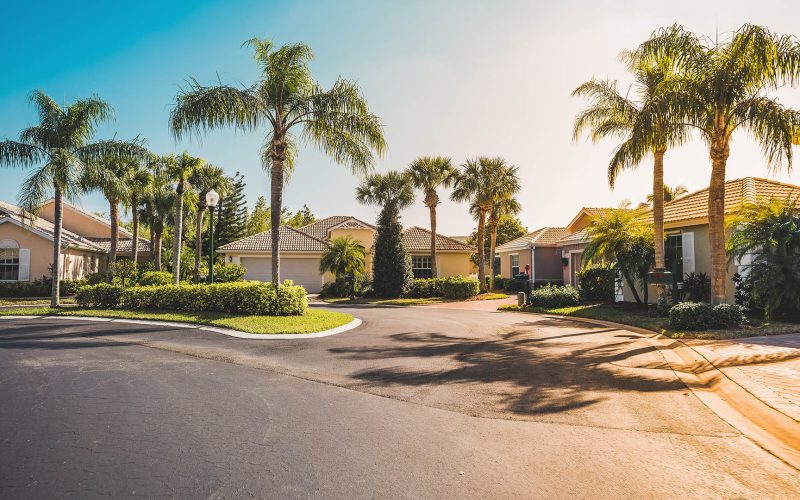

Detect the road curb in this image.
[0,315,363,340]
[518,311,800,470]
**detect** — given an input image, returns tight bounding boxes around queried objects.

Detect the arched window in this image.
[0,239,20,281]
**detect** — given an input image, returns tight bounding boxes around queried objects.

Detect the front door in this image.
[570,252,582,286]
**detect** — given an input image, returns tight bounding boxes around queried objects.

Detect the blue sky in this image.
[2,0,800,234]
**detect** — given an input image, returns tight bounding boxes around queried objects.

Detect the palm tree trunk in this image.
[489,219,498,290]
[108,199,119,281]
[270,142,286,288]
[621,267,642,305]
[172,183,185,284]
[708,142,730,304]
[131,195,139,265]
[154,230,163,271]
[476,210,487,293]
[428,203,438,278]
[652,150,666,269]
[51,185,63,308]
[194,205,207,283]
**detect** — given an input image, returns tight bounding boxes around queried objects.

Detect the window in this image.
[0,248,19,281]
[665,233,683,281]
[510,254,519,276]
[412,255,432,279]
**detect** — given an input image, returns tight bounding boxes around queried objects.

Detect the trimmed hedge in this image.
[577,265,615,301]
[668,302,746,330]
[138,271,172,286]
[528,285,580,308]
[76,281,307,316]
[410,277,479,300]
[0,277,85,297]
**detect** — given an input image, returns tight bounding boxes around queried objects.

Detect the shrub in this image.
[61,279,88,295]
[668,302,746,330]
[86,272,108,285]
[214,263,247,283]
[0,276,85,297]
[320,275,371,298]
[76,283,124,308]
[110,260,138,287]
[138,271,173,286]
[528,285,580,308]
[122,280,307,316]
[682,272,710,302]
[411,278,444,298]
[439,277,480,300]
[577,266,615,301]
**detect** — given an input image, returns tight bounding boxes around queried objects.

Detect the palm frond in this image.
[170,80,265,140]
[0,140,46,168]
[730,97,796,173]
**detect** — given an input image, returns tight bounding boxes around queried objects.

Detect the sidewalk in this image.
[686,333,800,422]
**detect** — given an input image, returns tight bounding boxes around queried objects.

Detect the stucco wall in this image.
[38,202,115,239]
[497,249,532,278]
[329,228,375,251]
[559,242,586,285]
[533,247,563,281]
[433,252,475,277]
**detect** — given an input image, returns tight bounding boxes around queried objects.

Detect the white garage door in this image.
[240,257,324,293]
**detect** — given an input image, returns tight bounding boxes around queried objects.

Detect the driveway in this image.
[1,306,799,498]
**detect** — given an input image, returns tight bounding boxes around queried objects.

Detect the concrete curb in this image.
[506,310,800,471]
[0,315,362,340]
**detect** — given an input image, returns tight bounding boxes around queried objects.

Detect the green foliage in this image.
[213,263,246,282]
[0,276,83,297]
[682,272,710,302]
[110,260,138,287]
[320,275,372,298]
[411,278,444,298]
[138,271,173,286]
[411,277,480,300]
[285,205,315,228]
[213,171,248,249]
[246,196,271,235]
[86,272,109,285]
[577,265,616,301]
[320,236,366,278]
[76,283,125,308]
[529,285,581,308]
[668,302,746,330]
[468,216,528,267]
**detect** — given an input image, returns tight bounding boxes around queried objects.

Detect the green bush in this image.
[440,276,480,300]
[411,278,444,298]
[76,283,124,308]
[578,266,615,301]
[0,276,85,297]
[320,275,371,298]
[138,271,173,286]
[122,280,307,316]
[668,302,746,330]
[213,263,246,283]
[110,260,138,287]
[528,285,580,308]
[86,272,108,285]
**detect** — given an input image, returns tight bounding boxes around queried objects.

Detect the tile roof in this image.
[87,238,151,253]
[402,226,475,252]
[661,177,800,224]
[556,228,590,245]
[217,225,329,252]
[496,227,569,251]
[41,198,134,238]
[300,216,375,240]
[0,200,104,252]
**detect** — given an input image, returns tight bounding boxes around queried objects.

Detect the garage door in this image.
[240,257,324,293]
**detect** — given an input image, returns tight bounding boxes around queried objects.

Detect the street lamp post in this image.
[206,189,220,284]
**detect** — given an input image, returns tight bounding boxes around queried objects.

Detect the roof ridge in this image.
[405,225,473,246]
[284,224,331,245]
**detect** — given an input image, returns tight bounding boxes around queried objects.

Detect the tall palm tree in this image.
[486,196,521,284]
[573,51,686,277]
[190,163,230,282]
[170,38,386,287]
[162,152,205,284]
[637,24,800,303]
[407,156,457,278]
[126,164,153,265]
[356,171,415,213]
[451,157,519,293]
[140,168,174,271]
[0,91,148,306]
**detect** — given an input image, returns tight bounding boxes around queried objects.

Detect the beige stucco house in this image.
[218,215,476,292]
[0,199,150,283]
[495,227,568,284]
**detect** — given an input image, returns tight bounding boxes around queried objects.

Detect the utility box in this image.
[517,292,526,306]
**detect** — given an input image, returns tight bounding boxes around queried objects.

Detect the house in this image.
[495,227,568,284]
[556,207,629,287]
[217,216,476,292]
[0,199,151,283]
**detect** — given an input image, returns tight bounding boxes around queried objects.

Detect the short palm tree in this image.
[189,163,230,282]
[170,38,386,287]
[162,152,205,284]
[583,208,654,304]
[0,91,148,306]
[727,197,800,320]
[637,24,800,303]
[486,196,521,283]
[320,236,366,278]
[140,167,175,271]
[573,51,686,276]
[126,164,153,264]
[451,157,519,293]
[407,156,457,278]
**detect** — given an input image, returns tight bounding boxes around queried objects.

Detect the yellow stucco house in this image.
[218,216,476,292]
[0,199,150,282]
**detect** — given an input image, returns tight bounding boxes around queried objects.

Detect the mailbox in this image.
[646,270,674,285]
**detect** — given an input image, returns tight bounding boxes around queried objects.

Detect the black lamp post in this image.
[206,189,220,284]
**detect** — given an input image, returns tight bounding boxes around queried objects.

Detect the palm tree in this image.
[583,208,655,304]
[189,164,230,282]
[451,157,519,293]
[573,51,686,277]
[0,91,148,306]
[140,166,175,271]
[320,236,366,278]
[637,24,800,303]
[356,171,415,297]
[162,152,205,284]
[727,197,800,320]
[126,164,153,265]
[170,38,386,287]
[486,197,522,284]
[407,156,457,278]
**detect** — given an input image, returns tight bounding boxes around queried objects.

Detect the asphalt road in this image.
[1,306,799,498]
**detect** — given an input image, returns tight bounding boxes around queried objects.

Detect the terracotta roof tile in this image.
[87,238,151,253]
[217,225,329,252]
[496,227,568,251]
[300,216,375,240]
[402,226,475,252]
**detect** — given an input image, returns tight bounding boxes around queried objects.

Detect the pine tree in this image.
[247,196,271,235]
[285,204,316,228]
[208,171,248,252]
[372,204,414,298]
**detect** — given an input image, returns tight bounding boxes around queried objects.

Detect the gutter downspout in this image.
[530,244,536,285]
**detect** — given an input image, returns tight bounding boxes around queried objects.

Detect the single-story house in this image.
[0,199,151,283]
[495,227,568,284]
[217,215,476,292]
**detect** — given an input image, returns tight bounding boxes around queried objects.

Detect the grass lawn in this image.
[498,302,800,340]
[324,292,510,307]
[0,297,76,306]
[0,307,353,335]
